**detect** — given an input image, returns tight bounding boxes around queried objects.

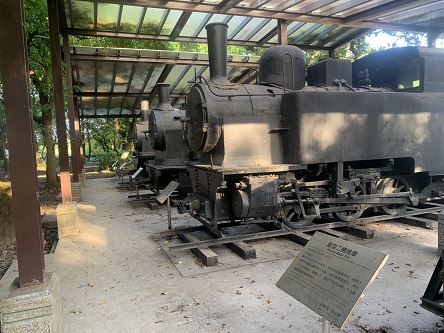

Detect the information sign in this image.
[276,232,388,329]
[156,180,180,204]
[131,167,144,179]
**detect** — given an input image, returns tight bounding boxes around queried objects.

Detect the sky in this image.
[365,31,444,49]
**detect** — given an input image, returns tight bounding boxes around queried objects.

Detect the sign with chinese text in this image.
[276,232,388,329]
[156,180,180,204]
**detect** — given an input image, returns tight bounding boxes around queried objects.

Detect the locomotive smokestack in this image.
[140,100,149,121]
[205,22,230,84]
[155,83,174,111]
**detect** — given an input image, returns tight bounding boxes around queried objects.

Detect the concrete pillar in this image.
[0,272,62,332]
[71,182,82,202]
[56,202,79,237]
[79,168,86,188]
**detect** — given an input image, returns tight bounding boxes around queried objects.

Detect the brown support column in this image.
[47,0,72,203]
[278,19,288,45]
[0,0,45,286]
[329,49,335,58]
[75,102,84,170]
[62,33,79,183]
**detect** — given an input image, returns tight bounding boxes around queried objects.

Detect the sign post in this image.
[277,232,388,331]
[156,181,180,230]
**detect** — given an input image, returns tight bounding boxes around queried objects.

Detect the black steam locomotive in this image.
[145,83,196,194]
[178,22,444,229]
[130,83,196,196]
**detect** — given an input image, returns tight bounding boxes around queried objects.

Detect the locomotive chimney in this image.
[205,22,230,84]
[140,100,149,121]
[155,83,174,111]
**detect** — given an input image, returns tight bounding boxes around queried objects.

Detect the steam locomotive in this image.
[130,83,197,196]
[178,22,444,229]
[145,83,196,194]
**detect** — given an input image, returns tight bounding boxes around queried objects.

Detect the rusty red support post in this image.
[0,0,45,286]
[47,0,72,203]
[62,33,80,183]
[74,99,84,171]
[278,19,288,45]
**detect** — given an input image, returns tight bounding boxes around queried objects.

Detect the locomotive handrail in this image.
[196,75,292,98]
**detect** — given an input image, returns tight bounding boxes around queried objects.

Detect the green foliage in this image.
[96,148,130,171]
[0,182,15,246]
[83,118,133,154]
[371,30,427,49]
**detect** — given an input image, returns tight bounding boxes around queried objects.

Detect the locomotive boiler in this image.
[133,100,156,167]
[179,22,444,229]
[145,83,196,194]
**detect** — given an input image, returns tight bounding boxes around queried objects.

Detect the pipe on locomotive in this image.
[206,23,231,85]
[155,83,174,111]
[140,100,149,121]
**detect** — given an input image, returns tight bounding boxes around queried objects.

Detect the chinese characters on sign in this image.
[276,232,388,329]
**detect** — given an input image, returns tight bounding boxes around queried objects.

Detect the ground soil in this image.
[0,163,116,279]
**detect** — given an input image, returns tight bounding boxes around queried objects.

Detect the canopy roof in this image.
[60,0,444,118]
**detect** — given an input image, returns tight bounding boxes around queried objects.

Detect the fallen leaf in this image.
[236,290,242,295]
[87,281,95,287]
[161,305,168,311]
[71,309,82,315]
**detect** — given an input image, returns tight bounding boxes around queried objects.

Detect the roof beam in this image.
[218,0,243,11]
[343,0,422,23]
[71,53,261,67]
[298,0,339,14]
[89,0,444,33]
[170,0,205,39]
[67,28,334,51]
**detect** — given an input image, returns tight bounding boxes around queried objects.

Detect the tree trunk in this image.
[41,105,58,190]
[113,118,120,151]
[0,126,9,180]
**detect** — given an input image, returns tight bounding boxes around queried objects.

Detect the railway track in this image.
[155,201,443,266]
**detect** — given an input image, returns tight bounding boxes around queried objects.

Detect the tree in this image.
[25,0,58,189]
[0,81,9,180]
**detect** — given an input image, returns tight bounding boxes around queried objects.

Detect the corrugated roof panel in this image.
[75,61,96,92]
[112,62,134,93]
[96,62,115,93]
[196,13,232,37]
[128,63,154,93]
[97,3,120,31]
[160,10,183,35]
[120,6,144,33]
[172,65,206,93]
[232,17,269,40]
[143,64,167,93]
[249,19,278,42]
[337,0,390,17]
[109,97,124,114]
[140,8,166,34]
[181,12,212,36]
[70,0,94,29]
[162,65,189,86]
[225,15,250,38]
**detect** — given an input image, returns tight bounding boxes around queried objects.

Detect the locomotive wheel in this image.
[377,176,409,215]
[334,185,365,222]
[277,204,313,229]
